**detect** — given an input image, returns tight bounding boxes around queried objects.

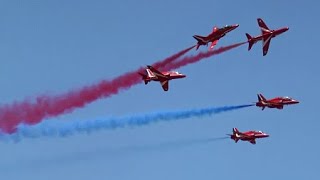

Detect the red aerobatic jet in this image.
[193,24,239,50]
[138,65,186,91]
[256,94,299,110]
[246,18,289,56]
[228,128,269,145]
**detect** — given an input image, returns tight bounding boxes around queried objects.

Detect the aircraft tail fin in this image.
[233,128,241,142]
[257,93,267,102]
[246,33,254,51]
[257,94,267,110]
[233,128,240,134]
[193,35,205,42]
[193,35,208,50]
[193,35,206,50]
[146,68,156,78]
[228,128,240,143]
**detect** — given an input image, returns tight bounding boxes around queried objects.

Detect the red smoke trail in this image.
[152,45,195,70]
[0,46,194,133]
[163,42,246,70]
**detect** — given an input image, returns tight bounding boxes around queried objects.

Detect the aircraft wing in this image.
[273,104,284,109]
[250,139,256,144]
[160,80,169,91]
[262,34,272,56]
[209,40,218,49]
[267,102,284,109]
[147,65,167,79]
[258,18,271,34]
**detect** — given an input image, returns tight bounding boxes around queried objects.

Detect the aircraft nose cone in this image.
[293,99,299,104]
[232,24,239,29]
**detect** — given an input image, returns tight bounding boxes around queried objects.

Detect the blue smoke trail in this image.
[0,104,253,141]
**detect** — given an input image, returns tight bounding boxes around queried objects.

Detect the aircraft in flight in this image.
[193,24,239,50]
[138,65,186,91]
[228,128,269,145]
[256,93,299,110]
[246,18,289,56]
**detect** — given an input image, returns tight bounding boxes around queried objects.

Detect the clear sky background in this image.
[0,0,318,179]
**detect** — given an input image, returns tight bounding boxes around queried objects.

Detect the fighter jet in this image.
[138,65,186,91]
[228,128,269,145]
[193,24,239,50]
[256,93,299,110]
[246,18,289,56]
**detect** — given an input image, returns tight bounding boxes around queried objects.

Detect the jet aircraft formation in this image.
[139,18,299,144]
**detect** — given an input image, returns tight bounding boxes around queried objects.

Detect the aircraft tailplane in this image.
[195,44,200,50]
[246,33,254,51]
[138,72,149,84]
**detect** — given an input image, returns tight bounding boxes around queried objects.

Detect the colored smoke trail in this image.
[163,42,246,70]
[0,42,243,134]
[0,104,253,141]
[153,45,195,70]
[0,46,194,134]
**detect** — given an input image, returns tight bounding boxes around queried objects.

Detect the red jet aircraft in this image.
[246,18,289,56]
[256,94,299,110]
[193,24,239,50]
[228,128,269,145]
[138,65,186,91]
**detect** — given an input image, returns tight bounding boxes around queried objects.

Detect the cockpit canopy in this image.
[283,96,292,100]
[219,25,231,30]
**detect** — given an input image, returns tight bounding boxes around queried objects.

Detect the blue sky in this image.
[0,0,319,179]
